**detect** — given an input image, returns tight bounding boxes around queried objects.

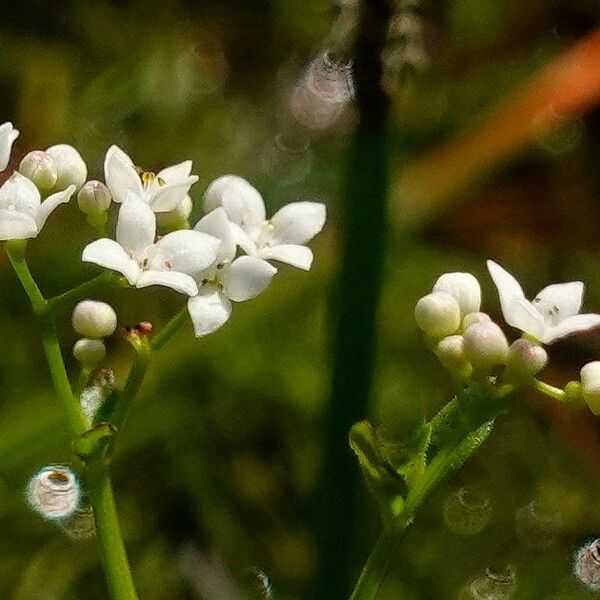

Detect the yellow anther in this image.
[142,172,156,185]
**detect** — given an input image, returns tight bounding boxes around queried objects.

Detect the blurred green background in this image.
[2,0,600,598]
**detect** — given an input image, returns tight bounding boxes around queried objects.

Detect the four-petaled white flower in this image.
[0,122,19,172]
[82,193,220,296]
[487,260,600,344]
[104,145,199,213]
[186,207,277,336]
[204,175,326,270]
[0,172,75,240]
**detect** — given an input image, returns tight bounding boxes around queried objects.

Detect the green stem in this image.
[531,379,566,402]
[88,462,138,600]
[47,272,119,313]
[349,527,404,600]
[150,306,188,351]
[5,240,46,314]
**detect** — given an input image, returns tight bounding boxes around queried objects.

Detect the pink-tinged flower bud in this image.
[72,300,117,338]
[27,465,81,520]
[73,338,106,367]
[45,144,87,190]
[414,292,461,338]
[77,180,112,215]
[19,150,57,193]
[435,335,469,373]
[463,321,509,371]
[574,538,600,591]
[462,312,491,331]
[580,362,600,415]
[504,339,548,383]
[433,272,481,317]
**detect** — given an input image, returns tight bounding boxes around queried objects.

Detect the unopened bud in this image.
[72,300,117,338]
[155,195,193,229]
[27,465,81,520]
[45,144,87,190]
[433,272,481,317]
[436,335,469,373]
[19,150,58,193]
[574,538,600,591]
[580,362,600,415]
[77,180,112,215]
[415,292,461,338]
[463,321,509,371]
[73,338,106,367]
[462,312,491,331]
[504,339,548,383]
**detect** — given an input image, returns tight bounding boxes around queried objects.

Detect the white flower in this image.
[104,145,198,213]
[82,193,220,296]
[204,175,326,270]
[487,260,600,344]
[46,144,87,190]
[186,207,277,336]
[0,172,75,240]
[433,272,481,317]
[0,122,19,172]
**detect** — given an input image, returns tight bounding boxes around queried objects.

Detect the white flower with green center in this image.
[186,207,277,336]
[0,122,19,171]
[0,172,75,240]
[487,260,600,344]
[82,193,220,296]
[204,175,326,270]
[104,145,199,213]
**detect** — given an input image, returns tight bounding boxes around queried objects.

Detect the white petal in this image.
[506,297,546,341]
[433,272,481,316]
[104,145,143,204]
[230,222,258,255]
[270,201,326,245]
[221,256,277,302]
[35,185,75,230]
[82,238,139,284]
[194,207,236,262]
[532,282,584,325]
[147,177,198,212]
[204,175,265,229]
[116,193,156,257]
[543,314,600,344]
[0,209,38,240]
[156,160,193,183]
[487,260,527,319]
[0,172,41,214]
[136,270,198,296]
[187,288,232,336]
[0,122,19,171]
[148,229,220,277]
[258,244,313,270]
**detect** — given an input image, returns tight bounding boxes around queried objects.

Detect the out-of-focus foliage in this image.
[1,0,600,598]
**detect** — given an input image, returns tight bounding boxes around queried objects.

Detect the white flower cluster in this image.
[415,261,600,414]
[0,121,326,337]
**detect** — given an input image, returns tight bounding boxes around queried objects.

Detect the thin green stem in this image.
[150,306,188,351]
[88,462,138,600]
[531,379,566,402]
[5,240,46,314]
[47,272,120,313]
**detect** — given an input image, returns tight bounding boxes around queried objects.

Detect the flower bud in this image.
[435,335,469,373]
[73,338,106,367]
[504,339,548,383]
[77,180,112,215]
[155,195,193,229]
[574,538,600,591]
[72,300,117,338]
[19,150,58,193]
[433,272,481,317]
[580,362,600,415]
[45,144,87,190]
[414,292,461,338]
[463,321,509,371]
[27,465,81,520]
[462,312,491,331]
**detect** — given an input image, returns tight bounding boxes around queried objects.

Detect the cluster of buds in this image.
[72,300,118,368]
[415,261,600,414]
